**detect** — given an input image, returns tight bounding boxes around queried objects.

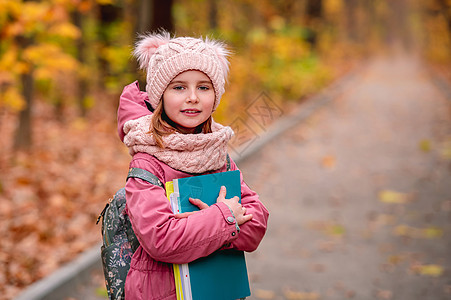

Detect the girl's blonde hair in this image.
[150,100,212,148]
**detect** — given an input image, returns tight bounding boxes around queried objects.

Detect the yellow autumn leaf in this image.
[419,139,431,152]
[46,55,78,71]
[393,224,411,237]
[48,22,81,39]
[255,289,276,299]
[284,289,320,300]
[388,255,404,265]
[23,44,57,62]
[103,45,132,73]
[0,0,22,17]
[35,68,53,80]
[96,0,114,4]
[24,44,78,72]
[83,96,95,110]
[0,47,17,70]
[324,0,344,16]
[418,264,444,277]
[378,190,409,204]
[14,61,31,74]
[393,225,443,239]
[327,224,346,237]
[423,226,444,238]
[71,118,88,131]
[20,1,49,23]
[95,287,108,298]
[1,87,25,112]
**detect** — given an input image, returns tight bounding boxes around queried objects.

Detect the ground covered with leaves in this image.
[0,99,130,299]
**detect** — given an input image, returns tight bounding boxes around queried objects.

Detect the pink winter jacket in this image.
[117,82,269,300]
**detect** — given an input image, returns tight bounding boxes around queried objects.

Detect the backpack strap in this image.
[127,168,164,188]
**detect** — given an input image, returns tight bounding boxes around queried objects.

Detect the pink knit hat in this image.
[133,31,231,111]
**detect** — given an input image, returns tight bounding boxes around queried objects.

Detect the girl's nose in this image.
[187,88,199,102]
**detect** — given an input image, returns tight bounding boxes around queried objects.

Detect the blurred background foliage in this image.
[1,0,450,150]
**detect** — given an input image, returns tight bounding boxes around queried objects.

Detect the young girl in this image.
[117,31,269,300]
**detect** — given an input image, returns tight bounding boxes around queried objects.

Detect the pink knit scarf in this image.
[123,115,234,173]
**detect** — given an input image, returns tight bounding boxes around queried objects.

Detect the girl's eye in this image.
[198,86,210,90]
[173,86,185,90]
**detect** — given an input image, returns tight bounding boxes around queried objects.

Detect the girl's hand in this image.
[174,198,209,219]
[217,186,253,226]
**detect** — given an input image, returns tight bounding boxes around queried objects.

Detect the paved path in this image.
[240,54,451,300]
[69,54,450,300]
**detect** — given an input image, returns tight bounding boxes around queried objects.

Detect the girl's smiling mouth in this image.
[181,109,201,115]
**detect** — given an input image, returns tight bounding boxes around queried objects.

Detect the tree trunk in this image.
[136,0,153,34]
[209,0,218,31]
[97,3,121,89]
[14,69,34,151]
[343,0,358,42]
[72,9,88,117]
[151,0,173,32]
[305,0,323,47]
[436,0,451,44]
[14,0,35,151]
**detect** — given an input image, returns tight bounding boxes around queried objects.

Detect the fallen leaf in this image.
[283,288,321,300]
[321,155,336,169]
[378,190,409,204]
[418,264,444,277]
[346,290,356,298]
[388,255,405,265]
[255,289,276,299]
[393,225,443,239]
[327,224,346,237]
[440,140,451,160]
[377,289,393,299]
[423,226,444,238]
[418,139,431,152]
[95,287,109,297]
[307,221,346,237]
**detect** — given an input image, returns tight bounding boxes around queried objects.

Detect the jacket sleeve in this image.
[125,158,240,264]
[224,159,269,252]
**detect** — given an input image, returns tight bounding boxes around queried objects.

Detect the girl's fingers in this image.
[189,198,209,210]
[175,198,210,219]
[218,186,227,199]
[241,213,253,224]
[175,211,195,219]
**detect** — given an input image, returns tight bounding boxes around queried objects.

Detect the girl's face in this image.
[163,70,215,134]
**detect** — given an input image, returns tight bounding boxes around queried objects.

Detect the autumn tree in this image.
[0,0,79,150]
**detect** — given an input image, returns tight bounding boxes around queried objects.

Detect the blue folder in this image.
[172,170,251,300]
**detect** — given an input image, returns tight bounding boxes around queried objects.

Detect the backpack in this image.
[96,156,231,300]
[96,167,163,300]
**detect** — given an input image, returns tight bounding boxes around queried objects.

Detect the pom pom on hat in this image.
[133,31,231,111]
[133,32,171,70]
